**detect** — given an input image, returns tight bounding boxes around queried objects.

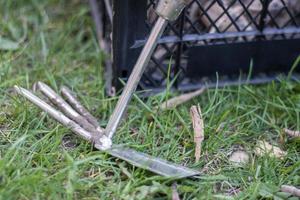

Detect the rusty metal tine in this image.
[14,86,93,141]
[60,86,103,132]
[36,82,103,138]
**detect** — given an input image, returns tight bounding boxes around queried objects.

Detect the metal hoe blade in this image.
[105,146,199,178]
[14,0,199,179]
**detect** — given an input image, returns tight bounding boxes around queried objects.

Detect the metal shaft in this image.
[105,17,168,139]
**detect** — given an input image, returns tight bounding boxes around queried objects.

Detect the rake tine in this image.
[36,82,103,139]
[14,86,93,141]
[60,86,103,132]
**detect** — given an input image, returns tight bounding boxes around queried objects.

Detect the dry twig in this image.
[190,105,204,162]
[284,128,300,138]
[254,140,287,159]
[159,88,206,111]
[281,185,300,197]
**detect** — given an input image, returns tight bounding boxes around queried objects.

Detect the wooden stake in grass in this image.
[159,88,206,111]
[284,128,300,138]
[190,105,204,163]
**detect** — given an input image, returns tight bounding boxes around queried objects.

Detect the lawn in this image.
[0,0,300,199]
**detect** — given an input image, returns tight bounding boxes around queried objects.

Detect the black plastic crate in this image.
[94,0,300,95]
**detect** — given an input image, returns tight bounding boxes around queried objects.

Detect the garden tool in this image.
[14,0,199,178]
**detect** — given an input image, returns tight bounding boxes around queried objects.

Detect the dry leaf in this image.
[229,150,250,165]
[190,105,204,162]
[284,128,300,138]
[254,140,287,159]
[172,182,181,200]
[159,88,206,111]
[281,185,300,197]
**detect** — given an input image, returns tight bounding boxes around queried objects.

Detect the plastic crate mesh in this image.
[132,0,300,91]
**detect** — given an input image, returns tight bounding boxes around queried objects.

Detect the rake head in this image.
[14,0,199,179]
[14,82,199,178]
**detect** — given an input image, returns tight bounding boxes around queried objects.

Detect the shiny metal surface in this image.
[105,17,168,139]
[103,146,200,178]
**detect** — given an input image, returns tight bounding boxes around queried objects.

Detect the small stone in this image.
[229,150,250,165]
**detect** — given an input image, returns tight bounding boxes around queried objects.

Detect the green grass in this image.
[0,0,300,199]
